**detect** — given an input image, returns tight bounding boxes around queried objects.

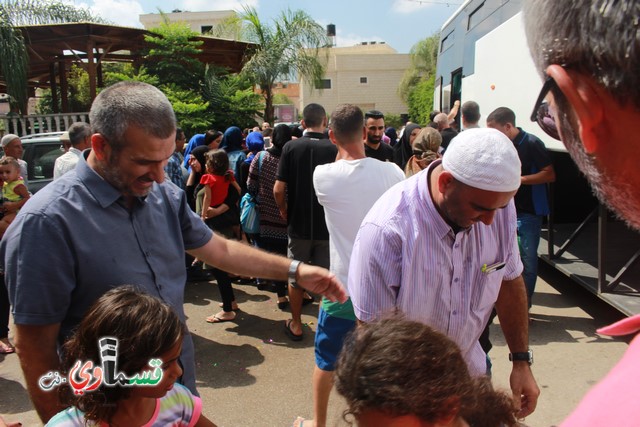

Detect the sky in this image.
[69,0,464,54]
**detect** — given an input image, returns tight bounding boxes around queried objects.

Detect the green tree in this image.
[273,93,293,105]
[213,6,329,124]
[0,0,103,114]
[407,78,436,125]
[202,67,263,131]
[399,33,439,123]
[142,15,204,91]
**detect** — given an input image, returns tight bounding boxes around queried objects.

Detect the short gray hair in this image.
[433,113,449,127]
[89,81,176,151]
[67,122,92,147]
[524,0,640,109]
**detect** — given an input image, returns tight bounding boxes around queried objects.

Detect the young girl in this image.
[199,149,241,222]
[332,318,518,427]
[0,156,30,237]
[46,287,216,427]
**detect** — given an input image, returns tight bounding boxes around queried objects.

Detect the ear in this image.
[438,170,455,194]
[91,133,110,162]
[362,126,367,141]
[546,65,604,154]
[328,129,338,146]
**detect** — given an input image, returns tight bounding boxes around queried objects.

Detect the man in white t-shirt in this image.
[294,104,404,427]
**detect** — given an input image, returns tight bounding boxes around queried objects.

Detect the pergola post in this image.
[86,40,97,101]
[49,62,59,114]
[59,60,69,113]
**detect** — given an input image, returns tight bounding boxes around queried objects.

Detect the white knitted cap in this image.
[442,128,521,192]
[1,133,19,147]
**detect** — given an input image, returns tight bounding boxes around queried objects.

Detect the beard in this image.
[99,152,153,199]
[367,135,382,144]
[556,104,640,231]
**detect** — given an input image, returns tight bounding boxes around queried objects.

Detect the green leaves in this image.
[0,0,104,114]
[215,6,329,123]
[400,33,440,124]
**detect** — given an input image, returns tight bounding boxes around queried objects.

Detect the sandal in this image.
[0,338,15,354]
[206,311,236,323]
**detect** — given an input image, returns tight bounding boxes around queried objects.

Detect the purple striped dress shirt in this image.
[348,161,523,376]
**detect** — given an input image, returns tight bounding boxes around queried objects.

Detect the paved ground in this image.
[0,262,631,426]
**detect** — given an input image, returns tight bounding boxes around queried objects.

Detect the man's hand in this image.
[295,263,347,303]
[510,362,540,418]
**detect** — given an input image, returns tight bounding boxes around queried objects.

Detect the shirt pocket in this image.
[476,269,504,311]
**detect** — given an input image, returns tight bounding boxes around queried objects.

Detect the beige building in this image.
[139,10,236,34]
[300,42,410,117]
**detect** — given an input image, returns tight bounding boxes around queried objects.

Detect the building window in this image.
[201,25,213,34]
[467,2,485,30]
[315,79,332,89]
[360,77,368,84]
[440,30,454,52]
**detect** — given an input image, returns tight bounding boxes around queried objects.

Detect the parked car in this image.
[1,132,65,193]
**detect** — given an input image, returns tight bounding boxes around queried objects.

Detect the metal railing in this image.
[1,112,89,137]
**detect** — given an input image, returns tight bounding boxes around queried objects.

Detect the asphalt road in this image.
[0,262,630,426]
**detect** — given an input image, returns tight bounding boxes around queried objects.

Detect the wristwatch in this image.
[509,349,533,365]
[288,260,302,286]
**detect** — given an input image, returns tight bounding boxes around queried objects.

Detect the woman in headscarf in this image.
[246,124,293,310]
[241,131,265,195]
[385,126,398,147]
[219,126,247,186]
[393,123,421,170]
[185,145,210,211]
[404,127,443,178]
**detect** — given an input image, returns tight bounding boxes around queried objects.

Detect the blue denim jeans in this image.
[517,213,543,307]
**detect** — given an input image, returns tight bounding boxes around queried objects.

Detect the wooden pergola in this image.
[0,22,254,113]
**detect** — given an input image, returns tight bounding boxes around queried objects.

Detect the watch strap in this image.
[288,260,302,287]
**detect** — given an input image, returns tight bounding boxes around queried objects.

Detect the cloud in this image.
[180,0,258,12]
[75,0,145,28]
[391,0,434,14]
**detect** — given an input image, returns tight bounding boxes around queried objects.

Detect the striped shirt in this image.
[348,160,523,376]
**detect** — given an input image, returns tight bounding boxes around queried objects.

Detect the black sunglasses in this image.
[530,76,560,140]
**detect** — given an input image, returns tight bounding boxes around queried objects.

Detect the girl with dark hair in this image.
[333,318,517,427]
[47,286,216,426]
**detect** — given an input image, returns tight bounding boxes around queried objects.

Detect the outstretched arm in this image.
[189,234,346,303]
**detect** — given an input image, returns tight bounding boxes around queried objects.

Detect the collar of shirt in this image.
[302,131,325,139]
[68,147,83,156]
[77,149,140,209]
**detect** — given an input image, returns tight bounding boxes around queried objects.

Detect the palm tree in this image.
[0,0,103,114]
[213,6,329,124]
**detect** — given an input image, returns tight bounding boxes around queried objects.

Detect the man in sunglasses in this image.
[524,1,640,425]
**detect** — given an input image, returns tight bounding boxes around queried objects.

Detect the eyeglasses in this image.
[530,76,560,140]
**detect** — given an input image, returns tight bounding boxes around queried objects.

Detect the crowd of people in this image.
[2,1,640,425]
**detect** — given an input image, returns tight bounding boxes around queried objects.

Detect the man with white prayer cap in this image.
[349,128,540,419]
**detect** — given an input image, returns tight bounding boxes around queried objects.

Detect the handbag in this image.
[239,151,264,234]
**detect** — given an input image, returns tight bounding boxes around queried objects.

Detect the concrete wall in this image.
[139,10,236,34]
[300,44,410,116]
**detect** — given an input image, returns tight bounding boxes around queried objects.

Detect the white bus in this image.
[434,0,640,315]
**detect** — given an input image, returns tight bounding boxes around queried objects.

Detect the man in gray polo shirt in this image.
[1,81,346,423]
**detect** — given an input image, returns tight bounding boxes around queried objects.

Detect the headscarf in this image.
[404,127,442,178]
[385,127,398,147]
[182,133,205,168]
[412,127,442,162]
[268,124,293,157]
[219,126,243,152]
[393,123,421,170]
[244,131,265,164]
[186,145,210,210]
